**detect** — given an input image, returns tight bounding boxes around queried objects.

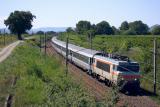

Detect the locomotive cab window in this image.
[117,64,139,73]
[96,61,110,72]
[93,58,95,63]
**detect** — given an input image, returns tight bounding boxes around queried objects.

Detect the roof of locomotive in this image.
[52,37,101,57]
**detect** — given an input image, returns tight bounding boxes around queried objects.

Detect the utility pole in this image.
[153,37,157,94]
[90,32,92,50]
[40,34,42,52]
[4,29,6,46]
[44,33,47,55]
[89,32,93,75]
[65,35,69,76]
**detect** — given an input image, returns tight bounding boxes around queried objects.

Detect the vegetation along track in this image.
[46,41,159,107]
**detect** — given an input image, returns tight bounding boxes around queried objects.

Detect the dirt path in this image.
[47,41,159,107]
[0,41,21,107]
[0,41,21,63]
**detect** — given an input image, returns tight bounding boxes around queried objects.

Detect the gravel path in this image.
[0,41,21,63]
[47,41,159,107]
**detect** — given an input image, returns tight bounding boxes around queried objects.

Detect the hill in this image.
[0,27,67,34]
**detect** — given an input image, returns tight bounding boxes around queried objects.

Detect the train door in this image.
[60,46,63,55]
[70,50,73,62]
[89,58,93,74]
[91,58,95,72]
[111,65,116,82]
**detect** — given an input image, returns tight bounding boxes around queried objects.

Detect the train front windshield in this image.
[117,64,139,73]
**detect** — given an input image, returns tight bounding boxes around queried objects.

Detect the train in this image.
[51,37,141,91]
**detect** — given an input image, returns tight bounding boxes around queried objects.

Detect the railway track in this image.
[46,41,159,107]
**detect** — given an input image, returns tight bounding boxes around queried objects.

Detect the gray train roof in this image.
[52,37,101,57]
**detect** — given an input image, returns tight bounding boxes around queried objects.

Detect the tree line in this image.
[67,20,160,35]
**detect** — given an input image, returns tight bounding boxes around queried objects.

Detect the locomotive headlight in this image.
[118,75,124,81]
[134,78,137,81]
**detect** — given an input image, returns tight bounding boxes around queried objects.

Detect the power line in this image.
[65,35,69,76]
[153,38,157,94]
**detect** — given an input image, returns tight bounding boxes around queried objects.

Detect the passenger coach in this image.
[51,37,101,72]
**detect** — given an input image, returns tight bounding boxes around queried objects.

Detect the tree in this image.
[76,21,91,34]
[91,24,96,31]
[119,21,129,31]
[151,25,160,35]
[95,21,113,35]
[66,27,75,33]
[86,29,95,39]
[129,21,149,35]
[112,26,120,35]
[46,31,56,35]
[4,11,36,40]
[36,31,44,35]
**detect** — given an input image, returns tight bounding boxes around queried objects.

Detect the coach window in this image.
[73,52,78,58]
[96,61,110,72]
[70,50,72,55]
[56,45,60,48]
[56,44,59,48]
[89,58,93,65]
[93,58,95,63]
[72,52,75,57]
[55,44,57,48]
[59,45,61,49]
[62,47,66,52]
[78,54,88,63]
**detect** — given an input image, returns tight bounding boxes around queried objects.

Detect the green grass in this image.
[58,33,160,103]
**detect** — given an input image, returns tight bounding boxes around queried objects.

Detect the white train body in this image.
[51,37,141,88]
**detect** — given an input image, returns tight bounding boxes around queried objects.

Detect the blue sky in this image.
[0,0,160,28]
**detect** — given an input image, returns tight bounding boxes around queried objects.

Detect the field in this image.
[0,34,17,48]
[58,33,160,102]
[0,37,118,107]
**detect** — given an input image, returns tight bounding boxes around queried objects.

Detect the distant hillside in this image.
[30,27,67,33]
[0,27,67,34]
[0,28,10,34]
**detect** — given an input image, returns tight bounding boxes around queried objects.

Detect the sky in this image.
[0,0,160,28]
